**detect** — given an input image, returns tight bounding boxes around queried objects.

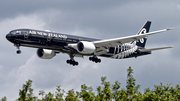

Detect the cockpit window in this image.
[10,31,16,34]
[10,30,29,35]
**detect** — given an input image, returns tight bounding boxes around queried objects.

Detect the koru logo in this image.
[139,28,147,43]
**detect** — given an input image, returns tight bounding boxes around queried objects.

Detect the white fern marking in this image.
[112,43,138,59]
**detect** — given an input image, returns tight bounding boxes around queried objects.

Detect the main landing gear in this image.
[66,59,78,66]
[66,54,79,66]
[15,44,21,54]
[89,56,101,63]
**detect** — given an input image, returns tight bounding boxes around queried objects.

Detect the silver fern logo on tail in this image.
[139,28,147,43]
[133,21,151,48]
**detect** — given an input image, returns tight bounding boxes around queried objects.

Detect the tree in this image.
[80,84,95,101]
[0,96,7,101]
[55,86,65,101]
[2,66,179,100]
[65,89,80,101]
[17,79,37,101]
[95,77,113,100]
[126,67,141,100]
[44,92,54,101]
[39,90,45,100]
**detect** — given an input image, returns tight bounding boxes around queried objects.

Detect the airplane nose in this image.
[6,34,11,40]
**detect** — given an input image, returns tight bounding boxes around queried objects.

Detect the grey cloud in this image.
[29,0,179,39]
[0,0,132,20]
[0,0,180,100]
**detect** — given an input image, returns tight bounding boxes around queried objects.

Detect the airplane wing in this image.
[93,28,173,48]
[139,46,173,52]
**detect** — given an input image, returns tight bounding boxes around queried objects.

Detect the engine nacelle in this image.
[37,48,56,59]
[77,41,96,54]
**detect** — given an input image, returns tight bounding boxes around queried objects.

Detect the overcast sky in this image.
[0,0,180,100]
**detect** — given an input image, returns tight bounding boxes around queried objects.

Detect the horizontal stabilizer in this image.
[139,46,173,52]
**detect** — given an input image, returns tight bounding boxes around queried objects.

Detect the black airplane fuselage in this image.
[5,21,173,66]
[6,29,151,59]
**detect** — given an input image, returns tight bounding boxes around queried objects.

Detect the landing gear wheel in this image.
[89,56,101,63]
[15,44,21,54]
[66,59,79,66]
[66,60,70,63]
[16,50,21,54]
[67,54,79,66]
[97,59,101,62]
[75,62,78,65]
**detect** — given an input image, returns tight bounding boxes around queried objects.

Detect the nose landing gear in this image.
[14,44,21,54]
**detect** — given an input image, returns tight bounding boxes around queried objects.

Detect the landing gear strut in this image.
[89,56,101,63]
[15,44,21,54]
[66,54,79,66]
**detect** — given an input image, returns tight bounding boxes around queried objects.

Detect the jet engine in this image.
[77,41,96,54]
[37,48,56,59]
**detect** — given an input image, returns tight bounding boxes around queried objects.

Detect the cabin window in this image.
[20,31,28,34]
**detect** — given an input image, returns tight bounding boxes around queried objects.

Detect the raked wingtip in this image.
[166,28,175,30]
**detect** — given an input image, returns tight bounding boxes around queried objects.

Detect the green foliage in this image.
[55,86,65,101]
[96,76,113,100]
[3,66,180,100]
[0,96,7,101]
[17,79,37,101]
[39,90,45,100]
[65,89,80,101]
[80,84,95,101]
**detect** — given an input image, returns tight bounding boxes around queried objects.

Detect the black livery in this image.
[6,21,173,66]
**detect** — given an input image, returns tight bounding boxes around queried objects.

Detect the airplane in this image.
[6,21,173,66]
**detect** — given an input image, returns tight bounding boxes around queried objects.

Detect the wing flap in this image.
[139,46,173,52]
[93,28,173,48]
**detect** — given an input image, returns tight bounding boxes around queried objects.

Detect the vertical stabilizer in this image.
[132,21,151,47]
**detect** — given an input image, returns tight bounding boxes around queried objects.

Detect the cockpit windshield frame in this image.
[10,30,29,35]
